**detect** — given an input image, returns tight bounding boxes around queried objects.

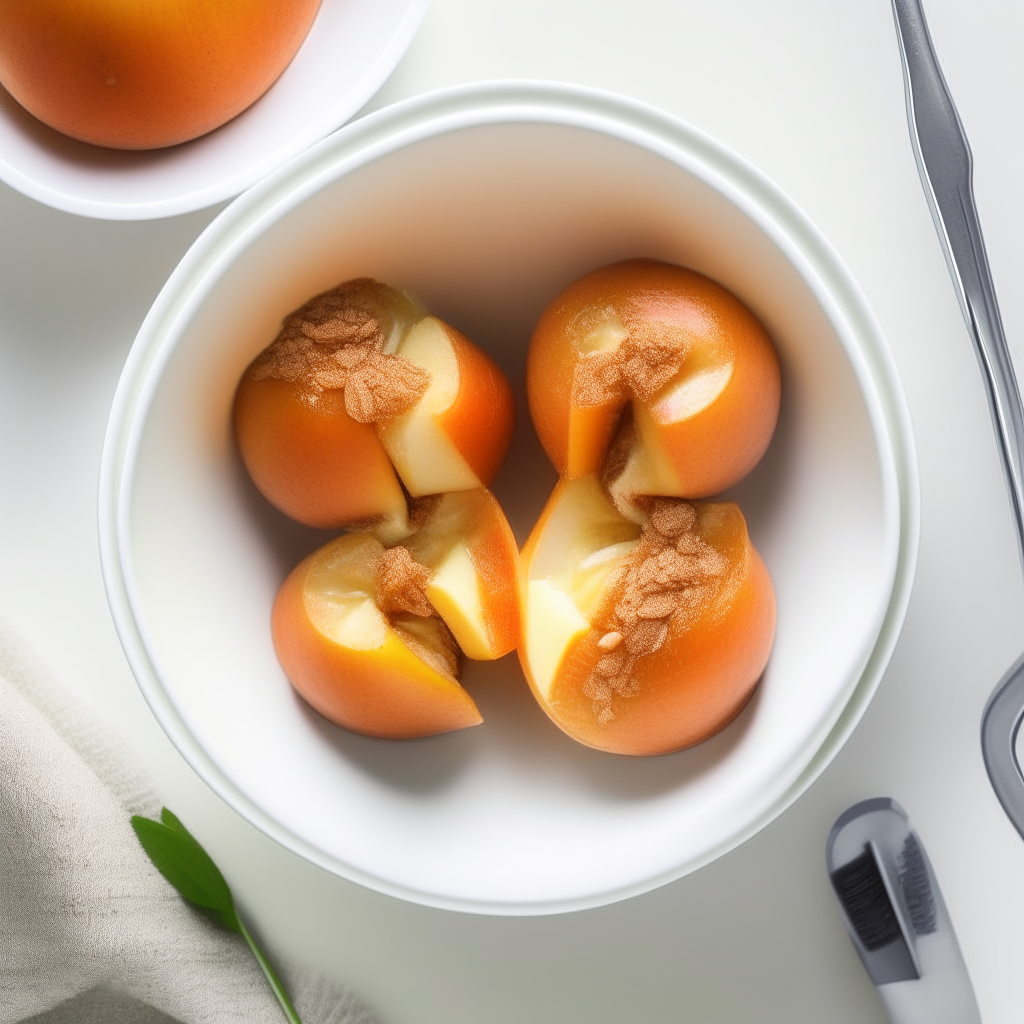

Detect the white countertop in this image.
[1,1,1022,1020]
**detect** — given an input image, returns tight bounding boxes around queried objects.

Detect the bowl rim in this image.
[98,79,920,915]
[0,0,429,221]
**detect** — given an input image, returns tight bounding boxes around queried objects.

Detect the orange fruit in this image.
[272,489,521,739]
[519,478,775,755]
[234,378,408,533]
[273,534,483,739]
[527,258,780,499]
[0,0,322,149]
[235,279,515,542]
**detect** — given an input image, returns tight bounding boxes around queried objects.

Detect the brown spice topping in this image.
[377,538,463,681]
[377,545,434,618]
[582,497,726,725]
[249,278,429,423]
[572,328,687,408]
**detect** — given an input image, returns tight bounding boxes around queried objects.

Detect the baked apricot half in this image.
[527,259,780,499]
[235,278,515,542]
[519,477,775,755]
[273,489,520,738]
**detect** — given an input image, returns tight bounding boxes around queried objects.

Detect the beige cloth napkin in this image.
[0,620,378,1024]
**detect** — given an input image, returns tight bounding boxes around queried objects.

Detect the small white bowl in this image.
[99,81,918,914]
[0,0,427,220]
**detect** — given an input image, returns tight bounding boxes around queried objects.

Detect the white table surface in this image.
[2,1,1023,1021]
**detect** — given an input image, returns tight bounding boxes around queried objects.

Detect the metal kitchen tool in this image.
[827,798,980,1024]
[891,0,1024,838]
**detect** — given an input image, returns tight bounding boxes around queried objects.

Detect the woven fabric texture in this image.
[0,620,377,1024]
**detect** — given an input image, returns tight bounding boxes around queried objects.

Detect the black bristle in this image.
[898,833,937,936]
[830,847,902,951]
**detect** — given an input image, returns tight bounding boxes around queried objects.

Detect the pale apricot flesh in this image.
[377,316,514,497]
[400,489,520,662]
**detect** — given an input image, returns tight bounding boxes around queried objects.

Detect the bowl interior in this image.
[118,108,902,911]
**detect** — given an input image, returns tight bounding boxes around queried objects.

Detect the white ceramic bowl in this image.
[99,82,918,914]
[0,0,426,220]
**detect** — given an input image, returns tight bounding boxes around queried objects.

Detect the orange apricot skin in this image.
[526,290,581,476]
[0,0,321,150]
[234,375,405,530]
[644,305,780,498]
[527,259,781,492]
[439,322,515,487]
[272,566,483,739]
[467,490,521,658]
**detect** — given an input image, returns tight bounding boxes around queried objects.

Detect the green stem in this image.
[238,917,304,1024]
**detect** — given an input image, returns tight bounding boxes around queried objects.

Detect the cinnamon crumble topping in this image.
[376,545,434,618]
[582,497,726,725]
[249,278,429,423]
[572,324,688,408]
[377,543,463,681]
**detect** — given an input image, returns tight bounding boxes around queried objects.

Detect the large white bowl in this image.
[0,0,426,220]
[99,81,918,915]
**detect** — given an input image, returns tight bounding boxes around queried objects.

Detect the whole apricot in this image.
[0,0,322,149]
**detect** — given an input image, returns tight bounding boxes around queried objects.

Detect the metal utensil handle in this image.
[891,0,1024,839]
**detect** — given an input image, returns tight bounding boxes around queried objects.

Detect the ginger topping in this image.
[250,278,429,423]
[573,326,687,408]
[377,544,464,683]
[377,545,434,619]
[582,498,726,725]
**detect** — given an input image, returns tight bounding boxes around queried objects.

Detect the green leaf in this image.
[160,806,196,838]
[131,811,240,932]
[131,807,305,1023]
